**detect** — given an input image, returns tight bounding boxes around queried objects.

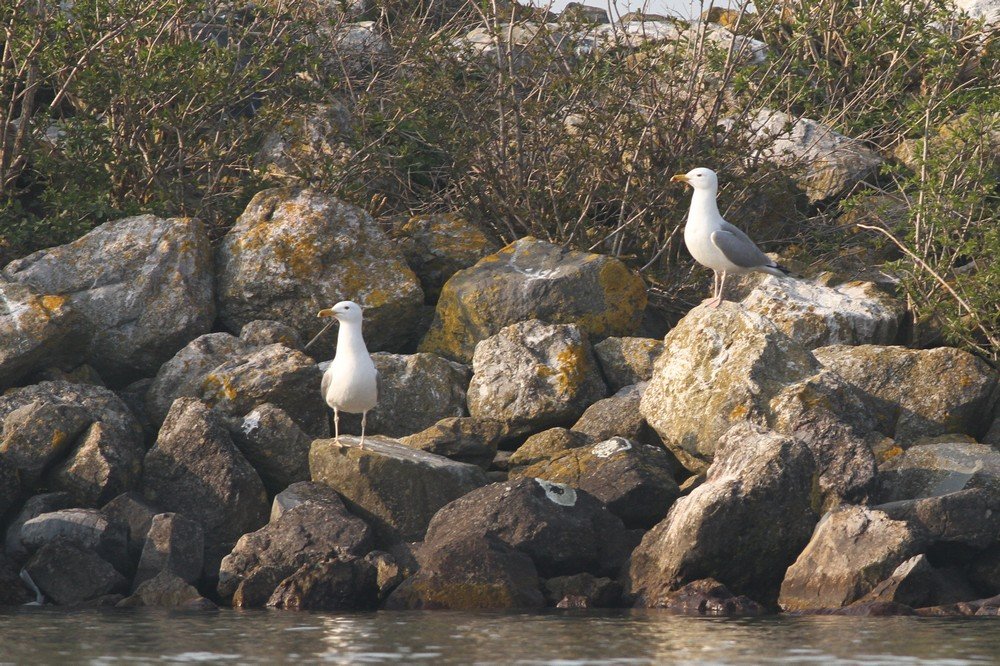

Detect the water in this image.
[1,608,999,665]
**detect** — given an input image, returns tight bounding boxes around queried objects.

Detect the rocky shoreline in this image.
[0,185,998,616]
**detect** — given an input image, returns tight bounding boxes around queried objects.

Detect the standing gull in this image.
[318,301,379,448]
[672,167,790,307]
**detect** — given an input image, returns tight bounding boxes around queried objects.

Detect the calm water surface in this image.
[1,608,998,664]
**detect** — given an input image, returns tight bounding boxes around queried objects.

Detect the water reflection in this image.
[0,608,998,664]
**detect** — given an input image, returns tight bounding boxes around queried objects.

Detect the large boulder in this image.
[0,381,145,505]
[20,508,129,575]
[363,352,469,438]
[878,489,1000,550]
[740,278,904,349]
[4,492,76,561]
[655,578,765,616]
[398,417,505,469]
[571,383,664,448]
[117,571,215,609]
[592,337,663,392]
[218,492,373,606]
[141,398,269,566]
[508,428,592,470]
[392,214,498,302]
[420,237,647,363]
[422,477,632,578]
[24,539,128,606]
[640,303,819,472]
[228,403,313,494]
[133,513,205,588]
[510,437,679,529]
[746,109,883,202]
[3,215,214,383]
[266,556,380,610]
[216,188,423,352]
[310,435,487,545]
[860,554,978,609]
[813,345,998,445]
[779,505,926,611]
[0,280,82,390]
[100,491,159,564]
[257,101,354,183]
[467,320,607,438]
[626,423,817,607]
[878,438,1000,502]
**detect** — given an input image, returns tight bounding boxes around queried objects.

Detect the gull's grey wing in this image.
[321,368,331,400]
[710,227,772,269]
[375,369,381,403]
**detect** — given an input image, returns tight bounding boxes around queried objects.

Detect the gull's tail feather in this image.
[762,263,794,278]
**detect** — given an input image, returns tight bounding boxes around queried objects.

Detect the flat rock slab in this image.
[878,438,1000,502]
[310,435,488,545]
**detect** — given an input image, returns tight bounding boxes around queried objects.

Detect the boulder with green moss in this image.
[420,237,646,363]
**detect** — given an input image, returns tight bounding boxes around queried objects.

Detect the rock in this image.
[740,278,904,349]
[0,553,32,605]
[20,508,129,575]
[0,458,19,519]
[0,280,82,390]
[543,573,621,608]
[916,594,1000,617]
[217,492,373,605]
[953,0,1000,23]
[657,579,765,616]
[141,398,269,565]
[423,477,632,578]
[746,109,883,202]
[467,320,607,438]
[592,337,663,392]
[134,513,204,588]
[385,535,544,610]
[640,302,819,472]
[0,381,145,504]
[878,438,1000,502]
[420,237,647,363]
[560,2,609,23]
[266,557,379,610]
[813,345,998,445]
[269,481,344,522]
[257,102,354,184]
[4,492,76,562]
[364,550,407,600]
[3,215,214,382]
[511,437,680,529]
[571,383,664,448]
[779,505,926,611]
[216,188,423,352]
[239,320,303,350]
[228,403,312,494]
[310,435,487,545]
[509,428,591,469]
[626,423,817,607]
[877,488,1000,550]
[333,22,392,75]
[117,571,216,609]
[24,539,127,605]
[398,417,505,469]
[101,492,159,563]
[826,600,917,616]
[364,352,469,438]
[861,554,977,608]
[392,214,498,302]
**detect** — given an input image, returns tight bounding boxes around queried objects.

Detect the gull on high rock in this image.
[672,167,791,307]
[317,300,379,448]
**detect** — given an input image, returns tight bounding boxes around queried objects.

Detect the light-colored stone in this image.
[0,280,82,390]
[592,337,663,391]
[878,437,1000,502]
[363,352,469,438]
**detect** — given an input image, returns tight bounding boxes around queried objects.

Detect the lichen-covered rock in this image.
[878,438,1000,502]
[24,539,128,606]
[423,477,632,578]
[640,303,819,472]
[511,437,680,529]
[269,481,344,522]
[626,423,817,607]
[141,398,269,565]
[117,571,216,609]
[364,352,469,438]
[239,320,304,350]
[228,403,312,494]
[393,214,498,302]
[592,337,663,392]
[0,381,145,505]
[813,345,998,445]
[266,556,379,610]
[657,579,765,616]
[420,237,647,363]
[20,508,129,575]
[747,109,883,202]
[310,435,487,545]
[953,0,1000,23]
[571,383,664,448]
[216,188,423,352]
[741,278,904,349]
[0,280,83,390]
[509,428,592,470]
[3,215,215,382]
[385,534,544,610]
[778,505,926,611]
[134,513,204,588]
[877,488,1000,550]
[218,492,373,606]
[398,417,505,469]
[467,320,607,438]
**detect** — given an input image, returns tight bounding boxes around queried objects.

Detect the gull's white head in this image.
[317,300,363,325]
[670,167,718,192]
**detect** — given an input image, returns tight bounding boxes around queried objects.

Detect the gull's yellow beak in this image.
[317,308,335,318]
[670,174,689,183]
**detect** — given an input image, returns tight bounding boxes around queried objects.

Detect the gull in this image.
[317,301,379,448]
[672,167,790,307]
